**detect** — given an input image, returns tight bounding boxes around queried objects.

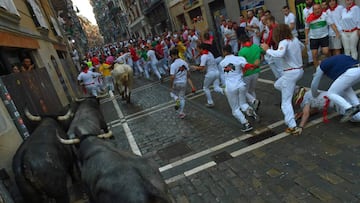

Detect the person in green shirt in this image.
[238,35,264,111]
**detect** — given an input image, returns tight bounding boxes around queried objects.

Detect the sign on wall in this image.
[240,0,264,10]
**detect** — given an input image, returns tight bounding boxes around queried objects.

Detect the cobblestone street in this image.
[100,65,360,202]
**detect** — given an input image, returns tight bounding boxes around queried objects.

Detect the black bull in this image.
[79,137,171,203]
[59,97,172,202]
[12,117,78,203]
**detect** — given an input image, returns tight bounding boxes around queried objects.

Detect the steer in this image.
[12,109,78,203]
[112,63,133,103]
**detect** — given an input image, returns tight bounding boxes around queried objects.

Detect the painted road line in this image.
[164,112,338,184]
[160,120,285,173]
[111,97,142,156]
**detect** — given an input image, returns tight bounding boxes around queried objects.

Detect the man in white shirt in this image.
[303,0,314,66]
[169,48,190,119]
[219,45,257,132]
[283,5,298,37]
[245,10,260,45]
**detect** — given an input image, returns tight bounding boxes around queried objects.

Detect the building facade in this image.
[0,0,79,175]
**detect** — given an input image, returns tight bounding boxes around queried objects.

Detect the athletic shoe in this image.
[340,106,360,123]
[285,127,303,136]
[174,99,180,110]
[241,122,253,132]
[179,113,186,119]
[252,99,261,111]
[205,103,215,108]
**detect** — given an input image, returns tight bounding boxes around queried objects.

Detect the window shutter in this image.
[0,0,20,16]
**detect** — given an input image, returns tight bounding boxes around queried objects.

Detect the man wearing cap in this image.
[311,54,360,123]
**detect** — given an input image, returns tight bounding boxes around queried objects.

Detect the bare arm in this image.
[299,104,311,128]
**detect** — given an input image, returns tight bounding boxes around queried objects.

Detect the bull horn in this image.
[74,97,85,102]
[57,135,80,144]
[96,92,109,99]
[57,109,73,121]
[97,130,113,138]
[24,108,41,121]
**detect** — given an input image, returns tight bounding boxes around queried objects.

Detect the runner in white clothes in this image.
[192,43,224,108]
[219,45,258,132]
[310,54,360,123]
[261,24,304,135]
[169,48,190,119]
[77,63,102,97]
[295,90,360,134]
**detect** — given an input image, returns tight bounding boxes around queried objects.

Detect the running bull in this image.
[58,98,172,203]
[12,108,78,203]
[112,63,133,103]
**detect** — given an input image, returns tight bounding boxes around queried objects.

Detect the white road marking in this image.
[164,112,338,184]
[111,98,142,156]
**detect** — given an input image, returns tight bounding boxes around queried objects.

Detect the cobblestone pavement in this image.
[100,65,360,203]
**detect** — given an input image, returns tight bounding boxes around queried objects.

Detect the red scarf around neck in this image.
[200,50,209,55]
[242,41,252,47]
[346,2,356,12]
[306,12,322,23]
[329,4,337,11]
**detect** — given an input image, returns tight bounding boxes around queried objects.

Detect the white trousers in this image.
[225,82,250,124]
[341,31,359,60]
[203,71,221,105]
[328,67,360,111]
[274,69,304,128]
[173,82,187,114]
[243,73,259,103]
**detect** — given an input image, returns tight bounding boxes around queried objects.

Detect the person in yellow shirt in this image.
[99,59,114,96]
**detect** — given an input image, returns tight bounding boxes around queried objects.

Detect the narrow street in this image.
[100,65,360,202]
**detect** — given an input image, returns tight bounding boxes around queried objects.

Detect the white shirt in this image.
[341,5,360,31]
[219,54,247,88]
[326,5,344,36]
[147,49,158,64]
[266,37,304,70]
[200,52,219,74]
[77,70,100,85]
[115,53,131,65]
[305,12,333,39]
[247,17,260,37]
[284,12,298,36]
[188,35,199,49]
[170,58,188,84]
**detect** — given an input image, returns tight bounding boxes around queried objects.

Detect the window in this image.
[0,0,19,16]
[50,16,62,37]
[27,0,48,29]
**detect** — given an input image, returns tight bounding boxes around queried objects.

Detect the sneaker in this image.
[206,103,215,108]
[340,106,360,123]
[246,108,254,117]
[252,99,261,111]
[241,122,253,132]
[174,99,180,110]
[179,113,186,119]
[285,127,303,136]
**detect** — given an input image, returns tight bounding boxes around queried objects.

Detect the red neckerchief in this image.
[240,19,246,24]
[242,41,252,47]
[247,16,253,24]
[323,96,330,123]
[83,67,89,73]
[306,12,322,23]
[346,2,356,12]
[200,50,209,55]
[329,4,337,11]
